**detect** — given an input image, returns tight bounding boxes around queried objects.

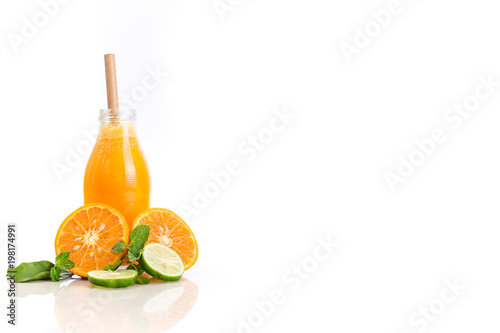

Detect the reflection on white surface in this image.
[17,277,198,333]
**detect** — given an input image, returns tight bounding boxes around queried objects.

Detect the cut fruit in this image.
[132,208,198,270]
[140,243,184,281]
[54,203,129,278]
[87,269,138,288]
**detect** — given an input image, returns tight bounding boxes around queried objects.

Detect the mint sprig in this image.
[127,225,150,261]
[7,252,75,283]
[105,225,151,285]
[50,251,75,281]
[111,241,126,254]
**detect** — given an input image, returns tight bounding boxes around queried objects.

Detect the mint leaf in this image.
[128,225,150,260]
[136,276,150,285]
[103,258,125,271]
[50,267,61,281]
[111,241,126,253]
[7,261,54,282]
[55,251,75,271]
[63,261,75,270]
[127,250,141,262]
[55,251,69,264]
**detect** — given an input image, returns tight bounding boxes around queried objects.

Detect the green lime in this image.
[87,269,138,288]
[139,243,185,281]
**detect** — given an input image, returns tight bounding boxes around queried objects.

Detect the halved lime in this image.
[87,269,138,288]
[139,243,185,281]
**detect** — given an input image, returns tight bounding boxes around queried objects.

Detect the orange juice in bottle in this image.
[84,109,150,228]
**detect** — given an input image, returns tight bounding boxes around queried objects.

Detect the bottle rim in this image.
[99,109,136,122]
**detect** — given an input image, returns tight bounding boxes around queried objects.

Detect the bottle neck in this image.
[99,109,137,122]
[97,109,138,139]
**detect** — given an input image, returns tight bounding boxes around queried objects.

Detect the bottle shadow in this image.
[17,277,198,333]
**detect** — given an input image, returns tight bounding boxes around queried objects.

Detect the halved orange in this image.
[132,208,198,270]
[54,203,129,278]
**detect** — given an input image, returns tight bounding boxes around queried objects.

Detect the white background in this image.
[1,0,500,332]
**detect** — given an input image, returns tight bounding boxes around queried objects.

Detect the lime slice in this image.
[87,269,138,288]
[139,243,185,281]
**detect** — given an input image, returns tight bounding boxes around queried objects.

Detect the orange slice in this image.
[54,203,129,278]
[132,208,198,270]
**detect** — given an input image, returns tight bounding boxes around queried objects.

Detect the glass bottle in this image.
[84,109,150,228]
